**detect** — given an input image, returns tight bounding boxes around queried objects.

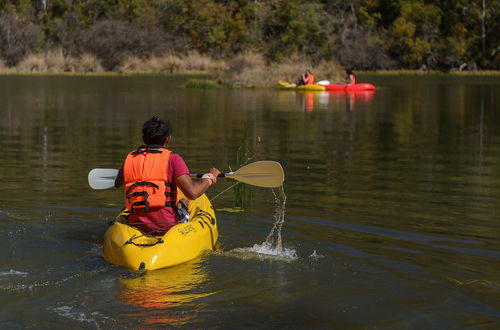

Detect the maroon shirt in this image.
[118,153,190,235]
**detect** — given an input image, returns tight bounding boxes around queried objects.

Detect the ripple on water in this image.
[0,269,28,277]
[51,305,114,325]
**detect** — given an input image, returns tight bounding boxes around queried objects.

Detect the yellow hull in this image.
[278,80,325,91]
[103,193,218,270]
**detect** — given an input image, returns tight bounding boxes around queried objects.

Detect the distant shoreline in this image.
[1,70,498,77]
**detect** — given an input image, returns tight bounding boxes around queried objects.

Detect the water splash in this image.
[230,243,297,261]
[309,250,325,259]
[228,186,297,261]
[265,186,287,252]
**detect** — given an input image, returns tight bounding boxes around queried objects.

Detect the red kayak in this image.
[325,83,375,91]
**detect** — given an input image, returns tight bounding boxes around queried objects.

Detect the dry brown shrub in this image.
[118,56,144,73]
[0,58,7,72]
[45,48,68,72]
[154,54,185,73]
[144,56,162,72]
[183,51,215,71]
[13,50,103,73]
[229,51,266,73]
[220,52,266,86]
[219,53,308,87]
[118,54,187,73]
[76,53,104,73]
[16,53,47,72]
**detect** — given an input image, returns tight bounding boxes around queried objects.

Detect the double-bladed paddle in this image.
[88,161,284,190]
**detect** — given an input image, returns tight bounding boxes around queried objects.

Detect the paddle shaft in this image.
[191,173,232,178]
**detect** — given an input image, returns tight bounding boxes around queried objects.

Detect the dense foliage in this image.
[0,0,498,71]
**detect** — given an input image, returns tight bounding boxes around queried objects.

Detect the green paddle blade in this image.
[226,161,284,188]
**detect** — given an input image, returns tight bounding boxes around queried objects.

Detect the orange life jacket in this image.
[306,73,315,85]
[123,145,177,212]
[349,74,356,85]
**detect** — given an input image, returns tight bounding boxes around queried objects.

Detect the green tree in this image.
[390,1,442,68]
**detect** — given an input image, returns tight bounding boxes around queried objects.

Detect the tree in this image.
[390,1,442,68]
[0,4,43,65]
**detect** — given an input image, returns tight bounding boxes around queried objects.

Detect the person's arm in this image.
[115,168,124,188]
[175,168,221,200]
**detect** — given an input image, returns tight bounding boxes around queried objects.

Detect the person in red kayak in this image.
[297,70,315,86]
[114,116,221,236]
[346,69,356,85]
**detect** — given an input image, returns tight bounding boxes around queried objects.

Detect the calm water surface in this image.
[0,74,499,328]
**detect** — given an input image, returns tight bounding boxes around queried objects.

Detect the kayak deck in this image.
[278,80,326,91]
[325,83,376,91]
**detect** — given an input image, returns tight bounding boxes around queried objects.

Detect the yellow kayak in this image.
[278,80,326,91]
[103,192,218,271]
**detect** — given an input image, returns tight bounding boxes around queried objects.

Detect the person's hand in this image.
[201,168,221,185]
[208,167,221,179]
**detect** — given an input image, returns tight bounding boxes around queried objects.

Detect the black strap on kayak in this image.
[124,234,164,247]
[196,210,216,225]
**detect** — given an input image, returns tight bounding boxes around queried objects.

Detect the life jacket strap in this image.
[126,181,160,194]
[131,144,167,155]
[129,198,176,213]
[127,191,151,212]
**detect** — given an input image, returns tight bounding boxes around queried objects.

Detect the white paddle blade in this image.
[88,168,119,190]
[228,161,284,188]
[317,80,330,86]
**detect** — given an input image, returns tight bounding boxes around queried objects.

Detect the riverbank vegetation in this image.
[0,0,498,83]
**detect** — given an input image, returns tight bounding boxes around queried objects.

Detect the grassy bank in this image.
[2,50,498,86]
[365,70,500,76]
[0,50,344,88]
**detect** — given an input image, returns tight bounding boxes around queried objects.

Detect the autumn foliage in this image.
[0,0,498,72]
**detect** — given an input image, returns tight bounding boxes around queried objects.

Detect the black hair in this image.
[346,69,353,74]
[142,116,172,145]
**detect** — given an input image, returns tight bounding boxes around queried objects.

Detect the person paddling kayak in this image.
[297,70,315,86]
[346,69,356,85]
[114,116,221,236]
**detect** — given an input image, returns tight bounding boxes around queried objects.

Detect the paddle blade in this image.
[88,168,119,190]
[228,161,284,188]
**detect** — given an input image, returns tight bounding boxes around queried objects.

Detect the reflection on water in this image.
[118,259,214,326]
[295,90,376,112]
[119,260,212,308]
